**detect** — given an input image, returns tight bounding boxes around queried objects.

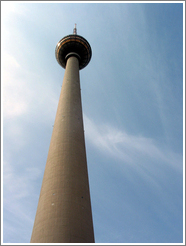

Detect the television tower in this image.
[30,25,95,243]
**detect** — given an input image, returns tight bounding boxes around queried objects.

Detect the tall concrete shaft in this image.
[30,26,94,243]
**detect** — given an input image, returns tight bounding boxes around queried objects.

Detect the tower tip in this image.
[73,24,77,35]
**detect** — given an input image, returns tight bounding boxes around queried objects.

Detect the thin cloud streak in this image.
[84,114,182,172]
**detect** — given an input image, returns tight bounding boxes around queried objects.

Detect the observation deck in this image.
[55,29,92,70]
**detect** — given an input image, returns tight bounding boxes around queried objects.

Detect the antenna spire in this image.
[73,24,77,35]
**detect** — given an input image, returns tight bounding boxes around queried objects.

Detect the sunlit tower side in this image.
[30,25,95,243]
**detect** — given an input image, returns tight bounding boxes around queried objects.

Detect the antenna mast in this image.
[73,23,77,35]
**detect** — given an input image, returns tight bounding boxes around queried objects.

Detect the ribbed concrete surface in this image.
[30,56,95,243]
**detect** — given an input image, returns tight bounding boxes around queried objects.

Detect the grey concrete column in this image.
[30,56,95,243]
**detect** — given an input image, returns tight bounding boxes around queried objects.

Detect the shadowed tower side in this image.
[30,25,95,243]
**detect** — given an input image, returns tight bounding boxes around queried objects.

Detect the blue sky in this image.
[2,1,184,244]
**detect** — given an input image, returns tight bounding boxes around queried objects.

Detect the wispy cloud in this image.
[84,114,182,172]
